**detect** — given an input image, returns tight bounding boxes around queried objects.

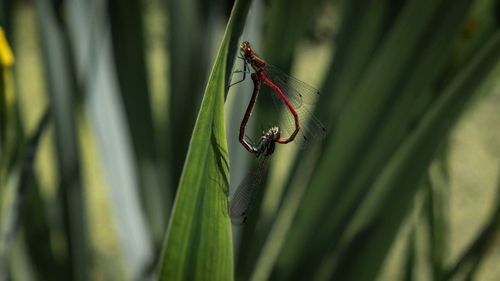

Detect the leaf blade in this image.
[158,0,252,280]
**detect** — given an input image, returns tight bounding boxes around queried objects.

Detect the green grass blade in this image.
[262,0,325,68]
[331,30,500,281]
[277,0,447,274]
[36,0,88,279]
[108,0,167,245]
[427,149,450,280]
[108,0,156,161]
[317,0,473,265]
[87,37,155,280]
[403,226,417,281]
[319,0,404,119]
[64,1,156,276]
[0,109,54,280]
[168,0,214,188]
[157,0,252,280]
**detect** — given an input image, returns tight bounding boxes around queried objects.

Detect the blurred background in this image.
[0,0,500,280]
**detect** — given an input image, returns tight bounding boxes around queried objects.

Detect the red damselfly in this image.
[232,41,326,152]
[229,126,280,224]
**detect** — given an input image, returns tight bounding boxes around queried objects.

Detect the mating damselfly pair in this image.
[228,41,326,224]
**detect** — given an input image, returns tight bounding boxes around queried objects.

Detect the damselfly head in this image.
[266,126,280,141]
[256,126,280,157]
[240,41,253,58]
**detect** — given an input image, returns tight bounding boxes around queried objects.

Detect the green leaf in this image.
[319,0,405,119]
[168,0,215,189]
[157,0,252,280]
[277,0,451,274]
[272,0,499,280]
[331,30,500,281]
[262,0,325,68]
[36,0,88,279]
[68,7,155,278]
[427,149,450,280]
[108,0,167,245]
[0,109,54,280]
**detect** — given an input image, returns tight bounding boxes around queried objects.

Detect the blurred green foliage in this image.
[0,0,499,280]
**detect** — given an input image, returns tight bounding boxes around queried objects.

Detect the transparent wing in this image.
[269,85,326,148]
[229,156,269,224]
[264,64,321,108]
